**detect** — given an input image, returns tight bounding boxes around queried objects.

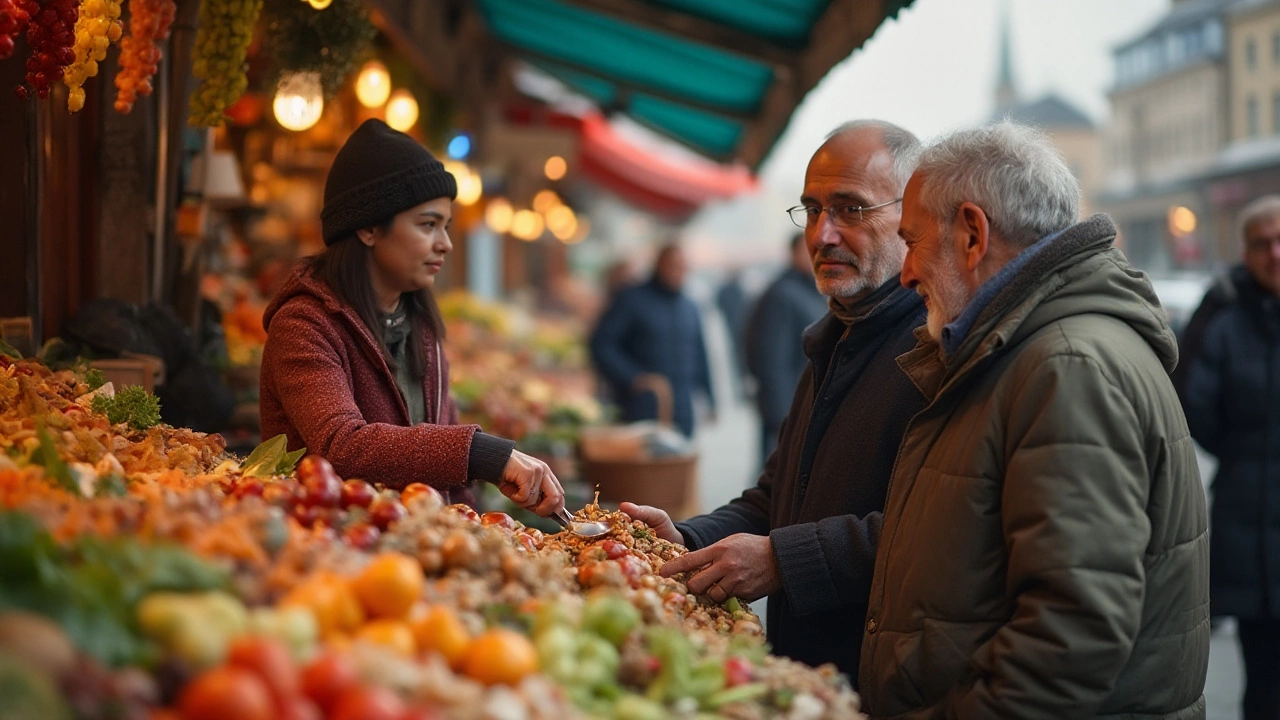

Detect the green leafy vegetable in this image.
[241,435,305,477]
[84,368,106,391]
[0,510,228,667]
[90,386,162,431]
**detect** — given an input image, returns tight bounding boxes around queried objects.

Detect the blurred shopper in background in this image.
[590,245,714,437]
[1179,195,1280,720]
[744,232,827,467]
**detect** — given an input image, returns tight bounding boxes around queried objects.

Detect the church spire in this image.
[995,0,1018,114]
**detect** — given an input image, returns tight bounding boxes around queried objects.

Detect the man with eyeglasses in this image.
[1178,196,1280,720]
[624,120,927,680]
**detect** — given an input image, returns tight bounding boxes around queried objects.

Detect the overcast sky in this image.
[684,0,1172,262]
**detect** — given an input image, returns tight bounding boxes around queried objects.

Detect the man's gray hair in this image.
[916,121,1080,247]
[826,120,921,189]
[1237,195,1280,243]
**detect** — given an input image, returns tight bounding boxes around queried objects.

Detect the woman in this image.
[260,118,562,515]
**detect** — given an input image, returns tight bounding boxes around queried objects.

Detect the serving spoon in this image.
[550,507,611,538]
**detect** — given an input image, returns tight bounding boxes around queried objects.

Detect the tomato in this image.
[330,686,407,720]
[262,482,298,508]
[597,539,629,560]
[412,605,472,669]
[462,628,540,686]
[300,651,360,712]
[356,619,417,657]
[724,656,754,687]
[397,707,444,720]
[232,478,265,500]
[578,560,622,588]
[351,552,424,619]
[399,483,442,508]
[342,522,381,551]
[480,511,516,530]
[280,696,322,720]
[516,528,544,550]
[616,555,650,588]
[298,462,342,508]
[369,497,408,531]
[341,479,376,509]
[177,667,273,720]
[226,636,299,710]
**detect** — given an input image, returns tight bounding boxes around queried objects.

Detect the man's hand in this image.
[498,450,564,517]
[619,502,683,544]
[659,533,780,604]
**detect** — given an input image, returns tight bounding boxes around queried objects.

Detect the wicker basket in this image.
[578,374,700,520]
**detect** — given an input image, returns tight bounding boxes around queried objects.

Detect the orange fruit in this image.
[356,619,417,657]
[280,572,365,639]
[462,628,540,686]
[411,605,472,669]
[351,553,424,619]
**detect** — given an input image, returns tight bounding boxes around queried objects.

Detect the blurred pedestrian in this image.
[1180,195,1280,720]
[744,232,827,467]
[590,245,714,437]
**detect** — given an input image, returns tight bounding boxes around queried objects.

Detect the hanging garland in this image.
[258,0,373,99]
[63,0,124,112]
[188,0,262,127]
[16,0,77,100]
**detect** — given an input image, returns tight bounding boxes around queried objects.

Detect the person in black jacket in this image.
[590,244,714,437]
[624,120,925,681]
[1180,194,1280,720]
[745,232,829,467]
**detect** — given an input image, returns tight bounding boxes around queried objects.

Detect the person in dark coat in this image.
[745,232,828,467]
[624,120,926,681]
[1180,194,1280,720]
[260,119,563,516]
[590,245,714,437]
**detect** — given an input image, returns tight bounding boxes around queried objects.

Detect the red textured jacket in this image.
[260,266,482,500]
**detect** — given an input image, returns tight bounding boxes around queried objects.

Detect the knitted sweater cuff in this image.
[770,523,841,617]
[467,432,516,484]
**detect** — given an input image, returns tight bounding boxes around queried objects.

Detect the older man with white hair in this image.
[859,122,1209,719]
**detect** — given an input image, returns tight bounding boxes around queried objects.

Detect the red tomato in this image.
[724,656,754,687]
[398,707,444,720]
[399,483,442,507]
[480,511,516,530]
[280,697,322,720]
[178,667,273,720]
[341,479,376,508]
[226,636,299,710]
[300,651,360,712]
[342,522,382,551]
[330,686,407,720]
[597,539,629,560]
[369,497,409,531]
[232,478,265,500]
[616,555,649,587]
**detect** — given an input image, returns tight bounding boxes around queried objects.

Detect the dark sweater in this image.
[677,279,926,680]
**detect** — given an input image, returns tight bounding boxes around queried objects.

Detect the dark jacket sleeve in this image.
[1182,315,1228,457]
[1172,278,1232,396]
[769,512,884,617]
[590,292,645,389]
[265,306,476,489]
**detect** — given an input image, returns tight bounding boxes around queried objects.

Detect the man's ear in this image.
[356,227,378,247]
[954,202,991,272]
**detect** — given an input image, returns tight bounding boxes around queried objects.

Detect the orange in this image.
[356,619,417,657]
[411,605,472,669]
[351,553,424,619]
[462,628,540,686]
[280,572,365,639]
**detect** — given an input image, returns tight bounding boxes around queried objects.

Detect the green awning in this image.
[474,0,915,168]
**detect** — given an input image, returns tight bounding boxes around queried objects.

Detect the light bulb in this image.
[512,210,544,241]
[547,205,578,242]
[307,0,332,8]
[532,189,560,214]
[355,60,390,108]
[544,155,567,181]
[385,89,419,132]
[485,198,513,234]
[272,72,323,132]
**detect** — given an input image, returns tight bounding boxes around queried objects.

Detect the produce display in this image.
[0,352,865,719]
[440,292,602,455]
[187,0,262,127]
[62,0,123,111]
[113,0,175,113]
[16,0,76,99]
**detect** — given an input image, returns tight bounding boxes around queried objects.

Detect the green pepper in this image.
[582,594,640,647]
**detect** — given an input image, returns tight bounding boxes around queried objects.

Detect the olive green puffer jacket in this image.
[859,215,1209,719]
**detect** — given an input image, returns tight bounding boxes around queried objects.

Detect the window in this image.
[1247,37,1258,70]
[1248,95,1260,138]
[1273,91,1280,134]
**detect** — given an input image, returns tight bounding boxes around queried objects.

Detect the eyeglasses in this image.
[786,198,902,229]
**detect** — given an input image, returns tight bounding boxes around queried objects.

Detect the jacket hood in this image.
[262,263,391,364]
[950,213,1179,375]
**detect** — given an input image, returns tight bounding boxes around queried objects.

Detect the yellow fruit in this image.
[351,553,424,619]
[411,605,472,669]
[356,620,416,657]
[462,629,539,686]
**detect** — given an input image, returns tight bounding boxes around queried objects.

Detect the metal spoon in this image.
[551,507,611,538]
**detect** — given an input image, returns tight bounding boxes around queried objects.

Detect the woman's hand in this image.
[497,450,565,517]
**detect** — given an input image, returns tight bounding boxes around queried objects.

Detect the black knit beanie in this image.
[320,119,457,245]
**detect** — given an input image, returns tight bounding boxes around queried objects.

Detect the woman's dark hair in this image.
[308,219,445,379]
